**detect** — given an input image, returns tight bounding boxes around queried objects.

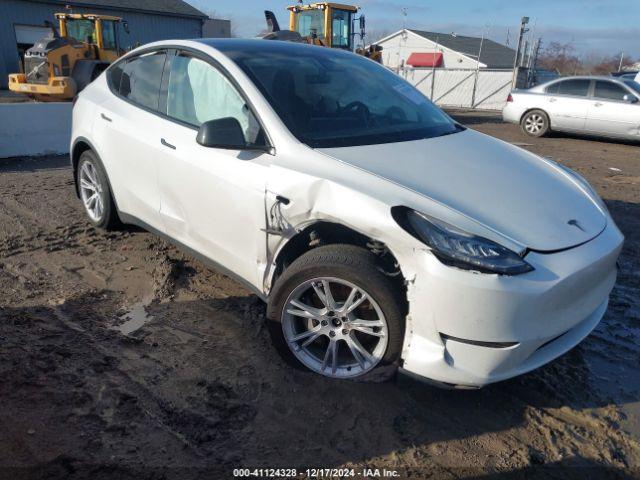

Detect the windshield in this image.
[296,10,325,39]
[230,47,460,148]
[65,19,96,44]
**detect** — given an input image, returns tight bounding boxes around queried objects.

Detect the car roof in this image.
[527,74,631,92]
[547,75,628,81]
[195,37,355,58]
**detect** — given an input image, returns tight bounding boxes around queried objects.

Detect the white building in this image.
[374,29,516,70]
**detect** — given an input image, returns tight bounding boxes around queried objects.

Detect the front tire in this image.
[267,245,405,381]
[521,109,550,137]
[77,150,120,230]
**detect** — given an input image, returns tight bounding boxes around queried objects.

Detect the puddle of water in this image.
[114,301,154,335]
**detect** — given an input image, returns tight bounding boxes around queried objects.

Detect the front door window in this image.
[165,53,262,145]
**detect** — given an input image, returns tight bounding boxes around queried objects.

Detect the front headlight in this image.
[395,208,534,275]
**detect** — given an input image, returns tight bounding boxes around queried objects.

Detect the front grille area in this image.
[24,56,49,84]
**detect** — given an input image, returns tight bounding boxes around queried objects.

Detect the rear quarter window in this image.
[107,62,124,92]
[119,51,167,111]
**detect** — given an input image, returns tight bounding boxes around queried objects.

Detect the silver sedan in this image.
[503,76,640,141]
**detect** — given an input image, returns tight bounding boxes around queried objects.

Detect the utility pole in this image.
[526,37,541,87]
[397,7,408,73]
[471,25,489,108]
[618,52,624,72]
[511,16,529,88]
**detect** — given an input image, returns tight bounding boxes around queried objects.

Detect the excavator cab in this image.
[287,2,358,50]
[8,13,127,100]
[262,2,383,63]
[57,13,125,63]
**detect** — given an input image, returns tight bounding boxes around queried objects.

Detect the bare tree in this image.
[366,29,392,45]
[538,42,582,75]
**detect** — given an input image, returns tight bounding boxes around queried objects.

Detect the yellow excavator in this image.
[263,2,383,63]
[8,13,128,101]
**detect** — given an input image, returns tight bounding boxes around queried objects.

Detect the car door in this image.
[543,79,591,131]
[154,49,272,289]
[93,50,167,230]
[585,80,640,138]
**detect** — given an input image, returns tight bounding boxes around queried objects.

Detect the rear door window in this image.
[119,51,166,111]
[547,79,590,97]
[594,81,629,101]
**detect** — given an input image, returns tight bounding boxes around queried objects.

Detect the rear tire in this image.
[521,109,550,137]
[77,150,120,230]
[267,244,405,382]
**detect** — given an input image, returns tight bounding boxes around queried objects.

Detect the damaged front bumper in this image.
[399,221,623,388]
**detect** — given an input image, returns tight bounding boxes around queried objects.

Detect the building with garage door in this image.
[374,29,516,70]
[0,0,219,89]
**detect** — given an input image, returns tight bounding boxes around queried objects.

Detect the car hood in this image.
[317,129,606,252]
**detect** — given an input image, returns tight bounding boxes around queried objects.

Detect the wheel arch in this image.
[71,138,119,213]
[267,221,408,315]
[71,137,94,197]
[520,107,552,128]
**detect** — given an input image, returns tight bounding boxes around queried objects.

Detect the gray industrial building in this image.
[0,0,231,88]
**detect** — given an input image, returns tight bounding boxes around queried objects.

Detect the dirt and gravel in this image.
[0,114,639,479]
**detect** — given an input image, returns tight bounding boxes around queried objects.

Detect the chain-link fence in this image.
[400,68,515,111]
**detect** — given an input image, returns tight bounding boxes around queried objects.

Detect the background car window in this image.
[594,81,629,101]
[547,79,590,97]
[101,20,117,50]
[120,51,166,111]
[166,54,261,144]
[331,9,351,48]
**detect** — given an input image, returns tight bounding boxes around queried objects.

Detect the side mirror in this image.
[196,117,271,153]
[623,94,638,104]
[197,117,246,149]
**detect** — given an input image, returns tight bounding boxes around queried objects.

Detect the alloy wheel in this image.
[281,277,389,378]
[525,113,544,134]
[79,161,104,222]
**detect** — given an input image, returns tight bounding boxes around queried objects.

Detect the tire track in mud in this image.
[1,290,259,472]
[2,140,640,476]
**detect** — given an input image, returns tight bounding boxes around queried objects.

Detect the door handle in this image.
[160,138,176,150]
[594,102,603,107]
[549,97,557,103]
[100,113,112,122]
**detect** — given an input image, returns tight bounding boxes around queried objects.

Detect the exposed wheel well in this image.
[71,140,93,197]
[271,221,407,311]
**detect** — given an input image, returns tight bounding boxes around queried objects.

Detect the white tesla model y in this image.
[71,39,623,388]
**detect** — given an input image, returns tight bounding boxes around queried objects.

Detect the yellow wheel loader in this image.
[263,2,383,63]
[8,13,128,101]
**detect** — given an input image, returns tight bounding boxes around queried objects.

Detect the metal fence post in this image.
[430,69,436,100]
[471,69,479,108]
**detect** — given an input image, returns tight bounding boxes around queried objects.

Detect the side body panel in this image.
[585,99,640,139]
[91,90,166,231]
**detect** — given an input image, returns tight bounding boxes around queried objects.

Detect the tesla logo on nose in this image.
[567,219,586,232]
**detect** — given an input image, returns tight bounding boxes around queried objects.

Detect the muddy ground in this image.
[0,113,639,479]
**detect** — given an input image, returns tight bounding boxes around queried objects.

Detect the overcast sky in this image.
[190,0,640,59]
